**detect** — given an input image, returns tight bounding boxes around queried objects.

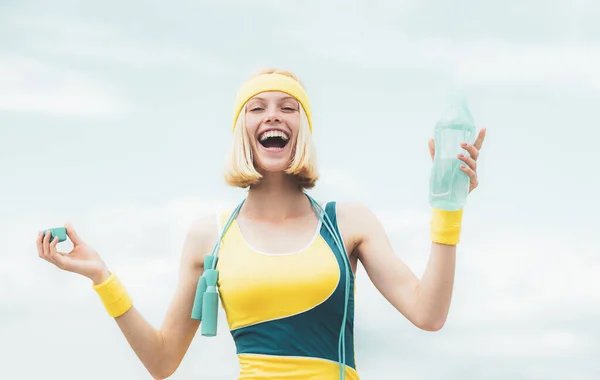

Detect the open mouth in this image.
[259,129,290,150]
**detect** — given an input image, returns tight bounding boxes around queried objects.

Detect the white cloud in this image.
[7,16,231,72]
[375,209,431,235]
[316,167,372,200]
[450,223,600,326]
[451,41,600,89]
[284,10,600,90]
[0,54,127,116]
[434,329,597,359]
[49,43,230,72]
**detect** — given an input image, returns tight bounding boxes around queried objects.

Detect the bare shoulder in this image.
[334,201,380,255]
[335,201,378,229]
[180,212,220,270]
[335,201,395,263]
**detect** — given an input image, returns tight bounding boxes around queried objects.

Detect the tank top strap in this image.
[323,201,338,229]
[320,201,345,257]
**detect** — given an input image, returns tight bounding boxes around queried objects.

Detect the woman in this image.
[36,69,486,379]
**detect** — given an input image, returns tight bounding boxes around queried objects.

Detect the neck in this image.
[242,172,311,222]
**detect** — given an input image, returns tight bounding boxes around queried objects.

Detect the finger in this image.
[64,222,83,246]
[43,233,58,265]
[38,231,51,262]
[36,231,44,258]
[473,127,486,151]
[461,142,480,161]
[48,236,61,265]
[428,138,435,161]
[460,164,478,188]
[458,152,477,172]
[44,232,59,264]
[49,240,70,270]
[42,231,52,259]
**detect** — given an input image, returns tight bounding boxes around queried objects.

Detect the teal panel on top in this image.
[230,202,356,369]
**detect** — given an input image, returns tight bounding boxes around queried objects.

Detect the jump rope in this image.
[191,193,353,380]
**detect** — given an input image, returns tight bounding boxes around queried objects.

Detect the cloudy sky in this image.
[2,0,599,379]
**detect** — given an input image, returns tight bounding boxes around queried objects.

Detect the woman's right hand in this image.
[37,223,110,284]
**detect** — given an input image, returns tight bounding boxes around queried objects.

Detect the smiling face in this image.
[223,69,319,189]
[244,91,301,173]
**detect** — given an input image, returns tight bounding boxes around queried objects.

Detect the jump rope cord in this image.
[210,199,246,270]
[307,196,352,380]
[207,195,351,380]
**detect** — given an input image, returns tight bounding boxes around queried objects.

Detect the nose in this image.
[265,105,282,124]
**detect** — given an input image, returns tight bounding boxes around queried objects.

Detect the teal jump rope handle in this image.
[42,227,68,243]
[200,269,219,337]
[191,255,218,321]
[191,275,207,320]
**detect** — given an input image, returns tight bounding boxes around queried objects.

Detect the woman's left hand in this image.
[428,128,487,193]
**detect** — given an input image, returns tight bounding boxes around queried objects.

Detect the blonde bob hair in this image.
[223,70,319,189]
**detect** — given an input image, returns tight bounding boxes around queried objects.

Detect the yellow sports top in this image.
[216,202,359,379]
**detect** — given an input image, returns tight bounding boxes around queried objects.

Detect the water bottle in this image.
[429,94,476,211]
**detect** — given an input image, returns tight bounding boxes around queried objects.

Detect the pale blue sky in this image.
[1,1,599,379]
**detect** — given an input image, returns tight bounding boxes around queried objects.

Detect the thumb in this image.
[64,222,84,246]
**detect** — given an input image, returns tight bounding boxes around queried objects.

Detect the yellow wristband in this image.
[430,208,463,245]
[92,273,133,318]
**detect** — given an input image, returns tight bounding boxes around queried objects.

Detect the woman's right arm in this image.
[111,214,218,379]
[37,214,219,379]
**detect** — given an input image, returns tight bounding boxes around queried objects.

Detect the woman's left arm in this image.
[342,129,486,332]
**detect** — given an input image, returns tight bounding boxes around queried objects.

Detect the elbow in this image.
[149,335,180,379]
[415,315,447,332]
[149,358,179,380]
[152,375,171,380]
[151,367,175,380]
[420,320,445,332]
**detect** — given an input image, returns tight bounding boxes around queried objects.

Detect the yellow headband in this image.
[232,73,313,133]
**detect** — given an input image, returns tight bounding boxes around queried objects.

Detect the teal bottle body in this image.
[429,96,476,211]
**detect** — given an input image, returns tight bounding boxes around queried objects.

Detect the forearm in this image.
[92,270,171,379]
[414,207,463,330]
[414,242,456,331]
[114,307,171,379]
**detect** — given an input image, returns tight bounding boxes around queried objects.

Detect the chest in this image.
[216,228,343,330]
[235,214,322,254]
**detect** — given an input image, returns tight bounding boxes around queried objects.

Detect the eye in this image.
[249,107,264,112]
[282,107,297,112]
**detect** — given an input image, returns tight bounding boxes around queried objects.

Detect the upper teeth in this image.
[260,130,289,141]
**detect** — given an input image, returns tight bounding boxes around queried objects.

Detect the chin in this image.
[254,155,293,173]
[253,131,295,173]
